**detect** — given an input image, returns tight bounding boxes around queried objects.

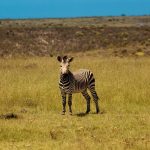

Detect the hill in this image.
[0,16,150,57]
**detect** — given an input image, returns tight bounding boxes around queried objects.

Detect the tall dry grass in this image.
[0,56,150,149]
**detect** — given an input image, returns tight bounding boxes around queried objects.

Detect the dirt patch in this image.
[0,113,18,119]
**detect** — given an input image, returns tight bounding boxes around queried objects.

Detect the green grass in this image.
[0,56,150,150]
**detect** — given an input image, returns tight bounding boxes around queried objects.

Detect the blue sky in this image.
[0,0,150,19]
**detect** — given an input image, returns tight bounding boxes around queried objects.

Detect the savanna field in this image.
[0,56,150,150]
[0,16,150,150]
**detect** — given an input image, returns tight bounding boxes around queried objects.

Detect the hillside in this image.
[0,16,150,57]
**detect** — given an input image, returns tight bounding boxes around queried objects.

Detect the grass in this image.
[0,56,150,150]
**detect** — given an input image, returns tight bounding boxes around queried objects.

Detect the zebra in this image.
[57,55,100,115]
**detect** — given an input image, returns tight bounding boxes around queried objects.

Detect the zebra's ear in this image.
[63,56,68,60]
[57,56,62,62]
[68,57,74,63]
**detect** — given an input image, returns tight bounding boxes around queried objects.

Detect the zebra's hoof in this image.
[61,112,65,115]
[69,112,72,115]
[96,110,100,114]
[86,110,90,114]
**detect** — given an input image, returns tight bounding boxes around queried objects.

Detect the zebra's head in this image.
[57,56,73,74]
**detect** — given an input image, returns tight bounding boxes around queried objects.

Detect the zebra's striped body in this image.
[59,69,95,93]
[57,56,100,115]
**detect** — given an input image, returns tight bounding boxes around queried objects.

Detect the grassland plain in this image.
[0,56,150,150]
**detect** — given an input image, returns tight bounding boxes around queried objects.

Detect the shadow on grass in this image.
[91,110,106,115]
[75,110,106,117]
[75,112,88,117]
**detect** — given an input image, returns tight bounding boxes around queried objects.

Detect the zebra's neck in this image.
[60,71,73,82]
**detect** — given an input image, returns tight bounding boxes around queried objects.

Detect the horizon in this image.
[0,0,150,19]
[0,15,150,20]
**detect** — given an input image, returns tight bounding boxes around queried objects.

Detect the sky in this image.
[0,0,150,19]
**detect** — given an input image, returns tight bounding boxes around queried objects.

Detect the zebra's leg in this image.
[68,94,72,115]
[61,91,66,115]
[88,86,100,114]
[82,90,91,114]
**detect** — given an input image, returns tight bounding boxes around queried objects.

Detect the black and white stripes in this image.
[57,56,100,115]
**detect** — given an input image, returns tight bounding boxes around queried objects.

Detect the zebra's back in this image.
[72,69,95,93]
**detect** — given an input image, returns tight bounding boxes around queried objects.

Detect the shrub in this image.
[75,31,84,37]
